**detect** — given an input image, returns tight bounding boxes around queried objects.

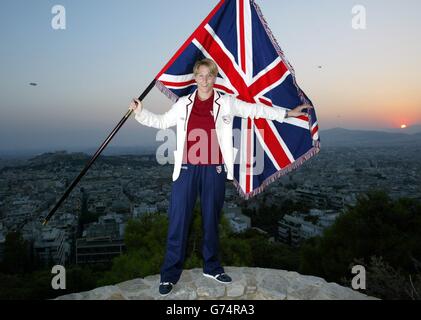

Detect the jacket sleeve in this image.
[227,95,287,123]
[134,101,180,129]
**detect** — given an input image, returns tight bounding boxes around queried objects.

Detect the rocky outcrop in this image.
[55,267,378,300]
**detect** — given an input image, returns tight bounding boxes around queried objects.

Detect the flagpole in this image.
[42,79,157,226]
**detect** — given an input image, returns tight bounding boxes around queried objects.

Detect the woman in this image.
[129,58,311,296]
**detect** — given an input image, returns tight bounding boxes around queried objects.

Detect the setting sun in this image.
[401,124,407,129]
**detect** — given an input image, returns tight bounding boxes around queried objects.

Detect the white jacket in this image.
[134,89,287,181]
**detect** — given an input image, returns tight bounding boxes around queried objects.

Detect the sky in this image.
[1,0,420,153]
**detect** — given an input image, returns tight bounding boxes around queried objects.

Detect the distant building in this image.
[33,227,68,265]
[90,200,107,214]
[76,212,126,264]
[111,198,131,214]
[132,203,158,219]
[295,187,357,210]
[278,215,303,247]
[76,236,125,265]
[278,209,340,246]
[83,213,126,239]
[295,188,328,208]
[223,206,251,233]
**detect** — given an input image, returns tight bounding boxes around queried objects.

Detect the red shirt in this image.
[183,93,224,165]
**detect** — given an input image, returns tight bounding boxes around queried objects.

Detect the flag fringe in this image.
[252,0,319,143]
[228,1,322,199]
[252,1,295,75]
[155,80,180,103]
[252,1,306,105]
[233,144,321,200]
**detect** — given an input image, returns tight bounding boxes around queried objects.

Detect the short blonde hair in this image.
[193,58,218,77]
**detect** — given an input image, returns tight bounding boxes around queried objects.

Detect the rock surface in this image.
[55,267,378,300]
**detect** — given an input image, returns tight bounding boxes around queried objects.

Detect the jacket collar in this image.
[186,89,222,122]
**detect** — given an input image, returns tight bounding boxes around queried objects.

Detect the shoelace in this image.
[160,282,173,286]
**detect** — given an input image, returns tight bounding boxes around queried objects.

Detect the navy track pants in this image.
[160,164,226,284]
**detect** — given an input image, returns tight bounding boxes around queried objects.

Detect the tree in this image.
[341,256,421,300]
[1,231,31,274]
[232,229,300,270]
[299,190,421,299]
[100,207,254,285]
[242,199,311,238]
[0,265,102,300]
[98,212,170,285]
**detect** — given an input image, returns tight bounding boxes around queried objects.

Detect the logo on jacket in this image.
[222,115,231,124]
[216,165,222,174]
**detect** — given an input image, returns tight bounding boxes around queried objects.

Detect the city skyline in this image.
[1,0,421,152]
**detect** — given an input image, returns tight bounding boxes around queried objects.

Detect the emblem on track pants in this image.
[216,165,222,174]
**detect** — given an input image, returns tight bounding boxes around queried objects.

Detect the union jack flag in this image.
[154,0,320,198]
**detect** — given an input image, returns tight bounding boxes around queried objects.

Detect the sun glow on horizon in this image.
[401,124,407,129]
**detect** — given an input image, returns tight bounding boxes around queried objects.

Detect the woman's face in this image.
[195,65,216,94]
